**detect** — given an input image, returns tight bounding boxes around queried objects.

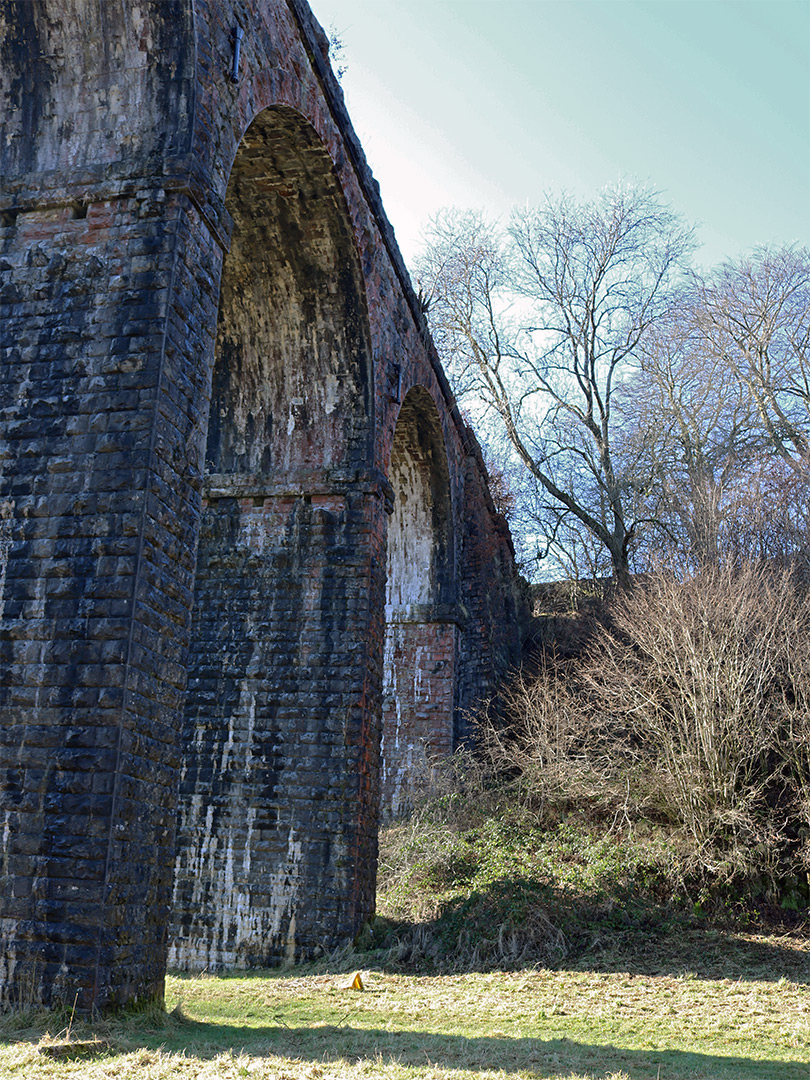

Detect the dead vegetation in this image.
[476,564,810,909]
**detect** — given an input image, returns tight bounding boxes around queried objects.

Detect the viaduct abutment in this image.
[0,0,526,1009]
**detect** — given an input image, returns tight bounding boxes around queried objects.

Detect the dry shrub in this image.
[475,654,653,828]
[477,664,610,819]
[597,564,810,890]
[481,563,810,897]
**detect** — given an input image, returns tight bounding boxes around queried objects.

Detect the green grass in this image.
[2,815,808,1079]
[1,934,808,1079]
[374,814,780,975]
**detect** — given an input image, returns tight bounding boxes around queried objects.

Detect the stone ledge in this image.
[384,602,469,627]
[203,469,394,505]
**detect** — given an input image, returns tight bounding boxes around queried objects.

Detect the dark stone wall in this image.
[0,0,195,190]
[0,189,220,1008]
[0,0,528,1008]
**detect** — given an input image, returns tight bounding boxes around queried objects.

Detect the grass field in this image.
[3,808,809,1079]
[1,927,808,1080]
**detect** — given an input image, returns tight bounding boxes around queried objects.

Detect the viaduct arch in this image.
[0,0,526,1009]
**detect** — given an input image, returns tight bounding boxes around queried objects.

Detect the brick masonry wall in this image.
[381,385,457,817]
[382,619,457,819]
[0,0,528,1008]
[0,185,222,1008]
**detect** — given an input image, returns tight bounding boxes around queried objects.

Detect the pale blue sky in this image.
[308,0,810,269]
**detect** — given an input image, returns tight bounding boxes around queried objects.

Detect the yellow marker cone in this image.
[351,971,364,991]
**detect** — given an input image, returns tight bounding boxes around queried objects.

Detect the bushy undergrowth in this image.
[489,564,810,906]
[373,755,700,971]
[372,565,810,971]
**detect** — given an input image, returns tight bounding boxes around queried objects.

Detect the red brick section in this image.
[0,0,528,1009]
[382,620,457,817]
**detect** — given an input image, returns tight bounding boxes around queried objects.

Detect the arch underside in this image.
[170,106,376,969]
[382,387,457,819]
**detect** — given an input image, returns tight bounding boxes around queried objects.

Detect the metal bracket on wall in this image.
[232,26,244,83]
[391,363,402,404]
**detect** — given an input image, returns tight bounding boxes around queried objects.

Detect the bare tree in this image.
[417,187,694,585]
[695,246,810,475]
[624,247,810,572]
[626,305,759,569]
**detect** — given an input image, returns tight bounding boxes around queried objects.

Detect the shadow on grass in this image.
[11,1017,807,1080]
[562,921,810,984]
[371,875,810,985]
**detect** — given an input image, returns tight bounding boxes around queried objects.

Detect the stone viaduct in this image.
[0,0,526,1011]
